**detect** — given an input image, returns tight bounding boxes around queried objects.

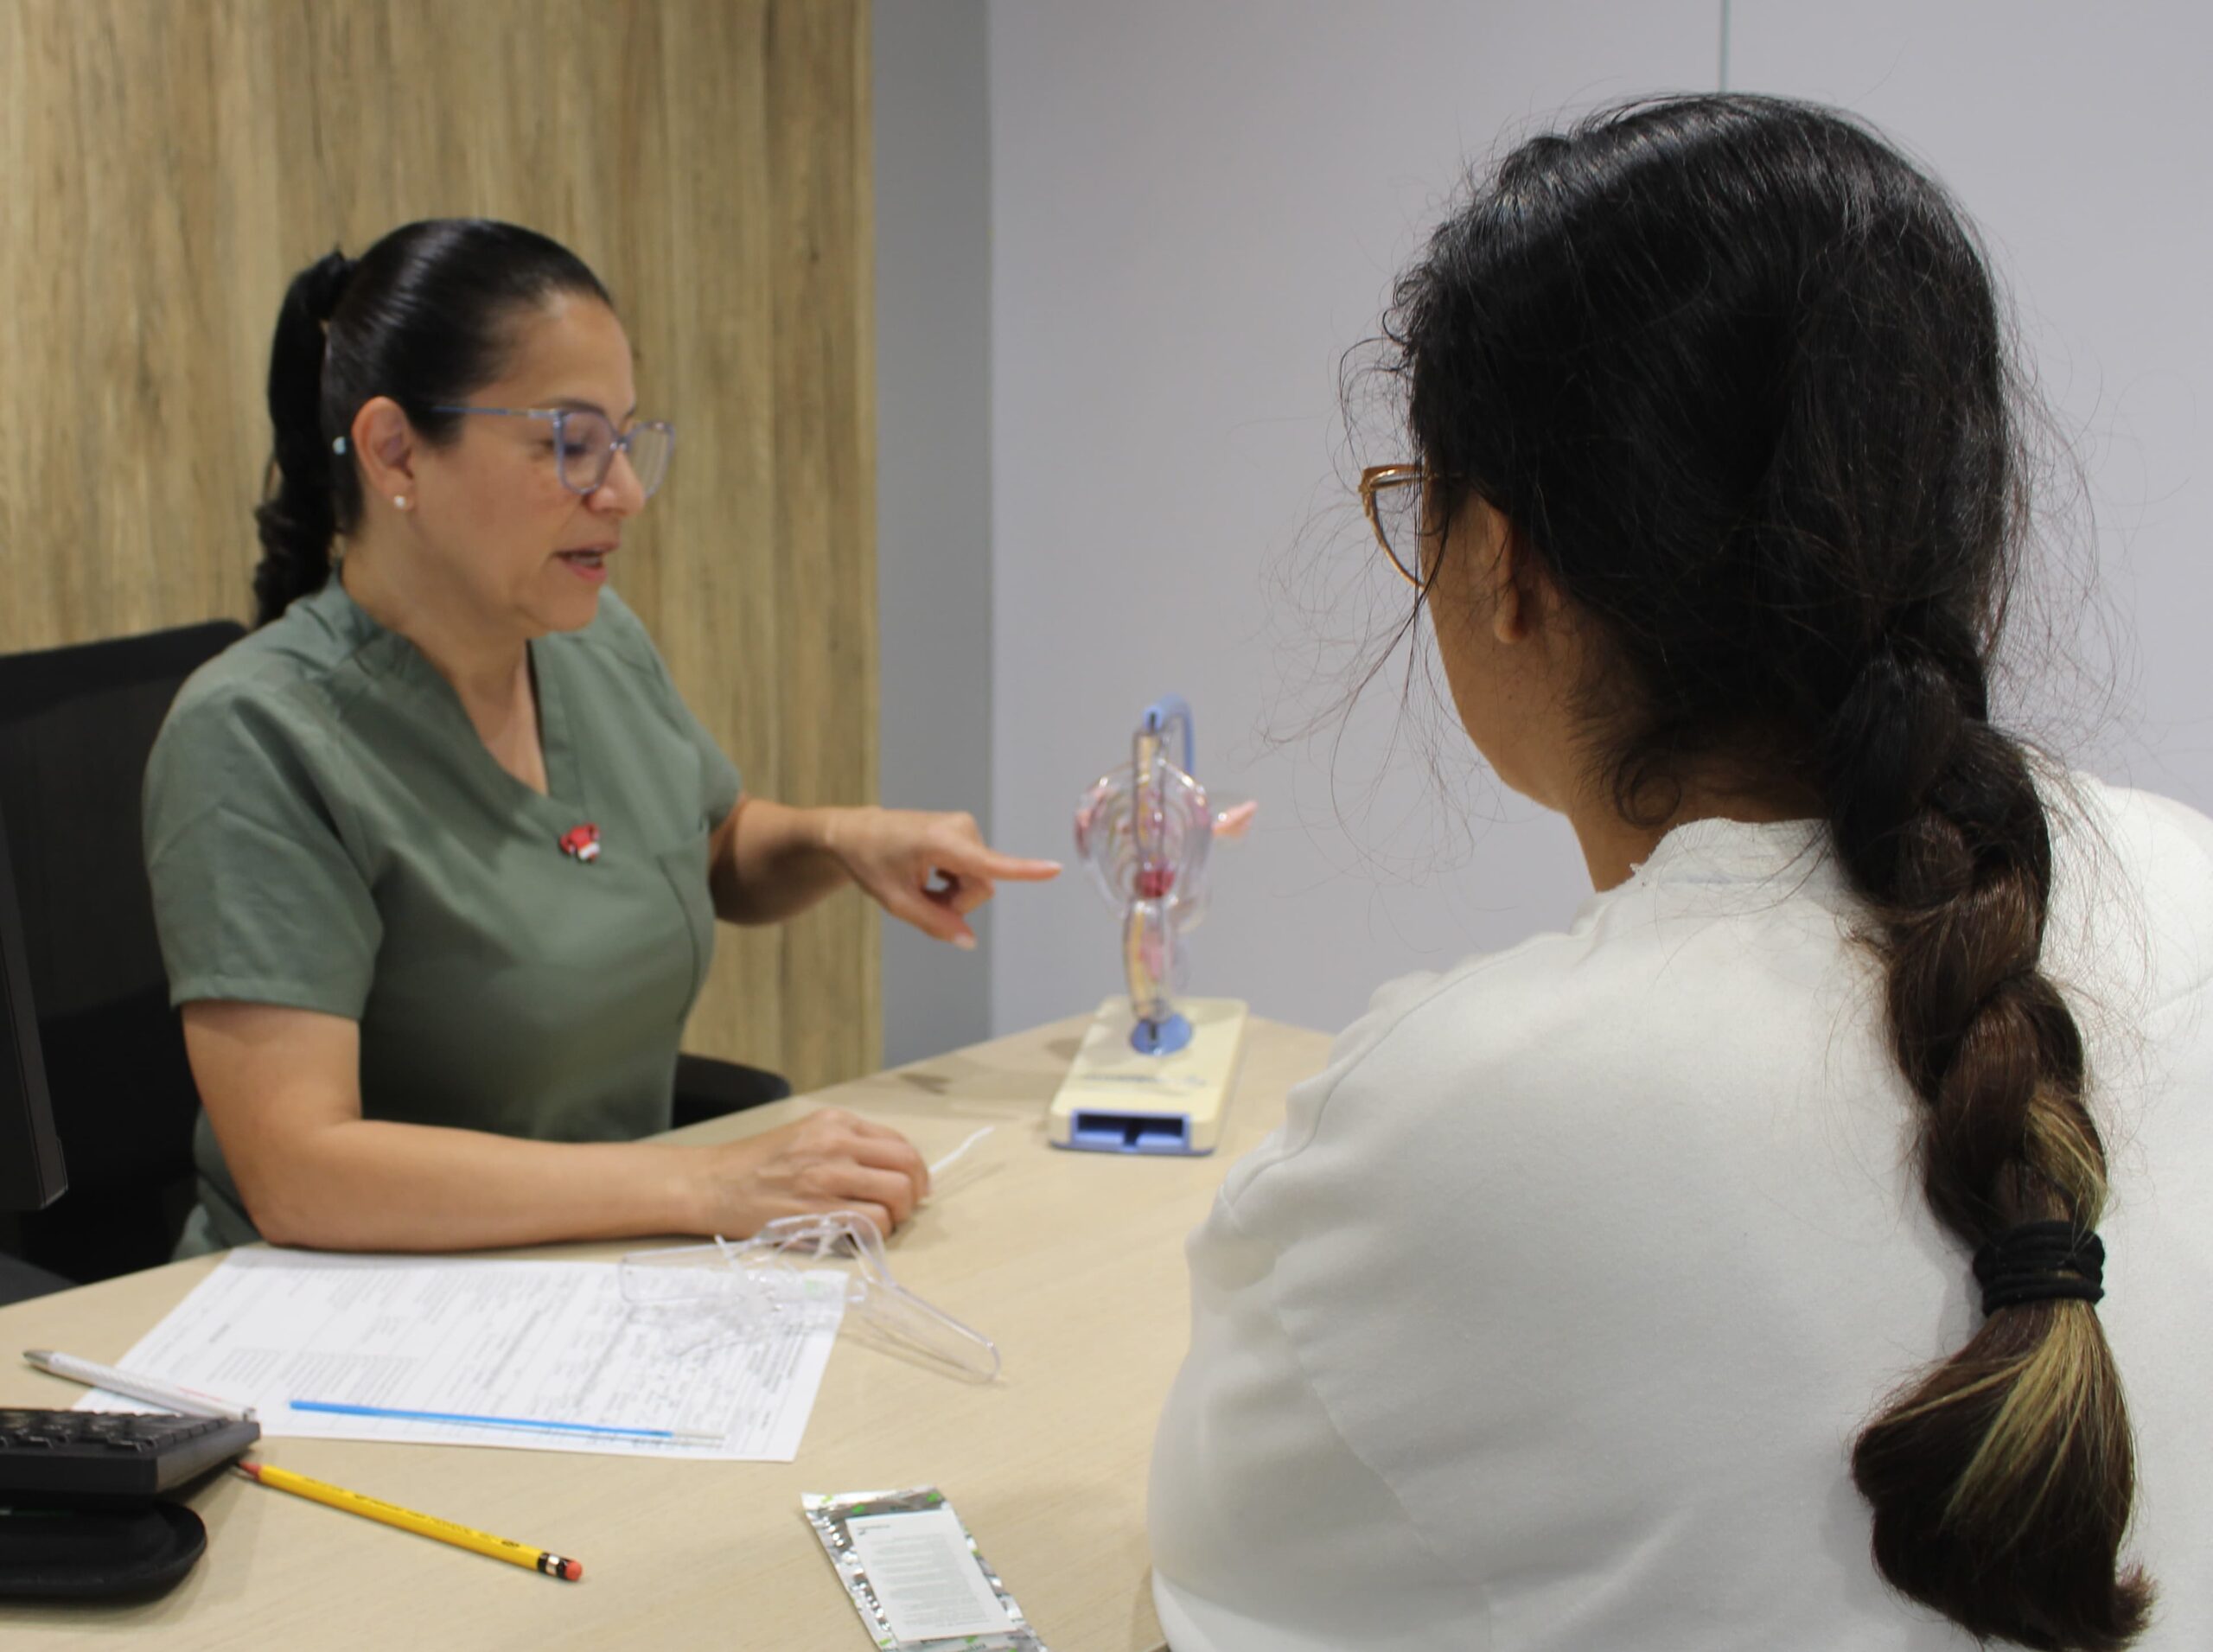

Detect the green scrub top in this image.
[143,574,743,1253]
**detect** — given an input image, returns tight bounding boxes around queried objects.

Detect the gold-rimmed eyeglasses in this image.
[1359,462,1427,587]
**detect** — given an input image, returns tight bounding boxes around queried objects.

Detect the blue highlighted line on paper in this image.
[288,1399,727,1445]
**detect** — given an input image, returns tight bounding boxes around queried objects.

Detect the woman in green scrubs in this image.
[144,220,1055,1256]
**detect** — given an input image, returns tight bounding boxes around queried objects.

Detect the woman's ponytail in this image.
[252,250,354,626]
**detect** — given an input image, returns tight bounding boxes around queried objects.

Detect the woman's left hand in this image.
[824,807,1061,947]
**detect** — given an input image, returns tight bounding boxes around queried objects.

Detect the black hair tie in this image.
[1974,1220,2105,1315]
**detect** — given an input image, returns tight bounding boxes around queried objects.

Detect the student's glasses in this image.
[434,405,676,499]
[1359,462,1427,587]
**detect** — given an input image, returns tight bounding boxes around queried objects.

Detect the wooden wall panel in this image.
[0,0,882,1089]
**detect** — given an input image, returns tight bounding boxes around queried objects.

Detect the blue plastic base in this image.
[1128,1013,1193,1056]
[1049,996,1247,1155]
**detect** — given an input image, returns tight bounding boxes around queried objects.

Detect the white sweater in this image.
[1150,777,2213,1650]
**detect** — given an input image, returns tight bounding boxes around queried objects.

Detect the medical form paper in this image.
[73,1247,845,1460]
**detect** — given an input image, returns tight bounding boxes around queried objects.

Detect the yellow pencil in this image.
[235,1460,584,1581]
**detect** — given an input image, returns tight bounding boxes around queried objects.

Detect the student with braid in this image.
[1149,96,2210,1650]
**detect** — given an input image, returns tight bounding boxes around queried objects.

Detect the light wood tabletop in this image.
[0,1014,1330,1651]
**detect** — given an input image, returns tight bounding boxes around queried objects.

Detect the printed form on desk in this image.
[75,1247,844,1460]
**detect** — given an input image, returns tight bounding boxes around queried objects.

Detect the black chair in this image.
[0,1253,72,1308]
[0,621,245,1285]
[673,1051,792,1129]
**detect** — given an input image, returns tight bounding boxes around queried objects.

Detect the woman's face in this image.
[400,292,647,638]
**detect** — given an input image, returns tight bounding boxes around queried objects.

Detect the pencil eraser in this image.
[558,1559,583,1582]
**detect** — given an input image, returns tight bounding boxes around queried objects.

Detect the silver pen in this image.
[22,1349,258,1422]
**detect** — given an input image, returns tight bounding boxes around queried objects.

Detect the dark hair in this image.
[252,219,613,625]
[1387,95,2149,1649]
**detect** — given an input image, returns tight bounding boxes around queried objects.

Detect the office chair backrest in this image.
[0,801,67,1213]
[0,621,246,1281]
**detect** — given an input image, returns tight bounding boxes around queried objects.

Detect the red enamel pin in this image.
[558,823,602,864]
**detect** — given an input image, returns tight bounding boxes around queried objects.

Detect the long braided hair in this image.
[1387,94,2149,1649]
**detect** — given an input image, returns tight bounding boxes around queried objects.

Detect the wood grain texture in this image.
[0,0,880,1088]
[0,1017,1330,1650]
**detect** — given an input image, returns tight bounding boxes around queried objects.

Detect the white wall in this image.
[1728,0,2213,807]
[986,3,1720,1038]
[876,0,995,1064]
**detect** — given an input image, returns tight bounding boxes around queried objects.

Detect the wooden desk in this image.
[0,1016,1330,1650]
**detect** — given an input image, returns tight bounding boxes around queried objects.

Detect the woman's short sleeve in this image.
[142,685,382,1017]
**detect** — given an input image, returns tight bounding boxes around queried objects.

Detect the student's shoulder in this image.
[1221,913,1624,1198]
[1331,912,1642,1108]
[2067,771,2213,884]
[2050,771,2213,1012]
[1228,866,1853,1215]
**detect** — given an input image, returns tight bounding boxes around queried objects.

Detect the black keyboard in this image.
[0,1409,260,1502]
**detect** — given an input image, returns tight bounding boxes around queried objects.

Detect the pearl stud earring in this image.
[392,494,409,510]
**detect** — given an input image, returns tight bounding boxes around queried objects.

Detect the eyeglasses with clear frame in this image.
[1359,462,1427,587]
[432,405,677,499]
